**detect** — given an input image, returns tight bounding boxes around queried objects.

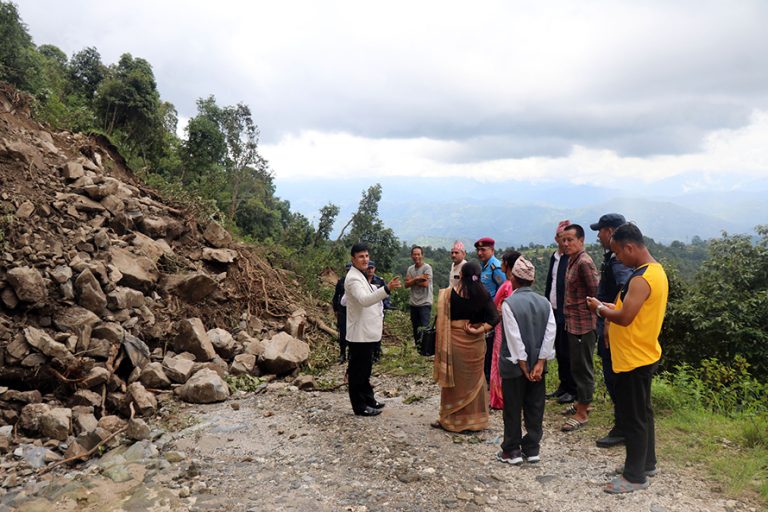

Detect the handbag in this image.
[417,322,436,356]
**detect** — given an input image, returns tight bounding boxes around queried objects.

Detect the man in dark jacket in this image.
[544,220,576,404]
[496,256,556,465]
[590,213,633,448]
[331,263,352,363]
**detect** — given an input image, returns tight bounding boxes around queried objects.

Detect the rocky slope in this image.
[0,83,324,470]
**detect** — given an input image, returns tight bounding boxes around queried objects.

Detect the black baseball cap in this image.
[590,213,626,231]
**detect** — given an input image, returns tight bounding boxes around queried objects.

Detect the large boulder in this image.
[40,407,72,441]
[19,403,50,434]
[107,286,144,310]
[207,328,238,360]
[54,306,100,332]
[258,332,310,375]
[140,362,171,389]
[178,368,230,404]
[24,327,75,365]
[162,273,218,303]
[230,353,257,376]
[75,268,107,313]
[201,248,238,264]
[126,382,157,417]
[163,356,195,384]
[7,266,47,303]
[202,221,232,248]
[109,247,159,292]
[283,309,307,339]
[173,318,216,362]
[61,161,84,180]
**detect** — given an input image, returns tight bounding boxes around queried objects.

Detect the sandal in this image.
[561,404,594,416]
[604,475,650,494]
[561,417,588,432]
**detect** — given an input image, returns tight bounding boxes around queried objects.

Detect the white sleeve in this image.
[502,302,527,362]
[345,274,388,307]
[539,307,557,360]
[340,294,347,307]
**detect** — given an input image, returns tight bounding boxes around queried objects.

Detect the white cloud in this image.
[263,110,768,187]
[16,0,768,189]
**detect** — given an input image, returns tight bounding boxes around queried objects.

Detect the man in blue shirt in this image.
[475,237,506,383]
[590,213,633,448]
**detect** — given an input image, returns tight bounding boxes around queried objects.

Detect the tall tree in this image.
[339,184,400,271]
[314,203,340,246]
[0,1,39,91]
[68,46,104,99]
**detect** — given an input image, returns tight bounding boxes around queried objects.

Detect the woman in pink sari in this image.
[489,251,521,410]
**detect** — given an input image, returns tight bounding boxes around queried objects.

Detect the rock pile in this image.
[0,85,316,465]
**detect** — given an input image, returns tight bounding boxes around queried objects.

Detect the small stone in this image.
[396,470,421,484]
[126,418,151,441]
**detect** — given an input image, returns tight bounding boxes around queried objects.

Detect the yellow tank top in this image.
[608,262,668,373]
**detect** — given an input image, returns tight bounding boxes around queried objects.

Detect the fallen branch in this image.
[308,316,338,338]
[37,425,127,475]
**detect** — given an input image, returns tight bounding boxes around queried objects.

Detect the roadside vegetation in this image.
[2,2,766,504]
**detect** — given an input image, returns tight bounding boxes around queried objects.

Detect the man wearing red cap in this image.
[475,237,506,384]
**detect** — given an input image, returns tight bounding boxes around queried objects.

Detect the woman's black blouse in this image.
[450,288,499,326]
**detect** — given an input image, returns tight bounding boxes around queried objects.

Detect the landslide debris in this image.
[0,83,328,472]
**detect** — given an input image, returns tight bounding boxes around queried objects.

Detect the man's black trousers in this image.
[615,362,657,483]
[501,374,546,457]
[409,305,431,344]
[347,342,377,414]
[554,318,576,396]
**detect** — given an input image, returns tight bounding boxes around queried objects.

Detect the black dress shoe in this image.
[546,390,564,399]
[596,433,625,448]
[557,392,576,404]
[369,401,385,409]
[355,406,382,417]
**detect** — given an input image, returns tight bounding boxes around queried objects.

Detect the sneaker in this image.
[525,454,541,463]
[615,465,658,477]
[496,449,523,465]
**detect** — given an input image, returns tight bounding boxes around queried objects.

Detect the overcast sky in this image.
[16,0,768,191]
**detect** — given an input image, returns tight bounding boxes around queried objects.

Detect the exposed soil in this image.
[4,366,757,512]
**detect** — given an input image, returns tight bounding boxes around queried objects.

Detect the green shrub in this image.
[656,356,768,416]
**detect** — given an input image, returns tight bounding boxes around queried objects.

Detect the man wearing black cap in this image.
[475,237,506,384]
[590,213,633,448]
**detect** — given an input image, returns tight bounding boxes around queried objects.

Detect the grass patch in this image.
[377,310,433,378]
[225,374,266,392]
[656,405,768,501]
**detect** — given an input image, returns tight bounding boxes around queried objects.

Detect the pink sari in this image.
[489,280,513,409]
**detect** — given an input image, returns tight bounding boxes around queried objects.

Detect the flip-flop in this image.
[561,417,588,432]
[604,475,650,494]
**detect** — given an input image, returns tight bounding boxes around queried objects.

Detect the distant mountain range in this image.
[275,175,767,248]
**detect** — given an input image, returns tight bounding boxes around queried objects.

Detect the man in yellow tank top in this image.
[586,223,668,494]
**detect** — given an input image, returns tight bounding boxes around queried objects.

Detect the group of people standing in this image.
[335,214,668,494]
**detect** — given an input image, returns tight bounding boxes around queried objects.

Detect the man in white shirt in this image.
[448,240,467,288]
[344,242,401,416]
[496,257,556,465]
